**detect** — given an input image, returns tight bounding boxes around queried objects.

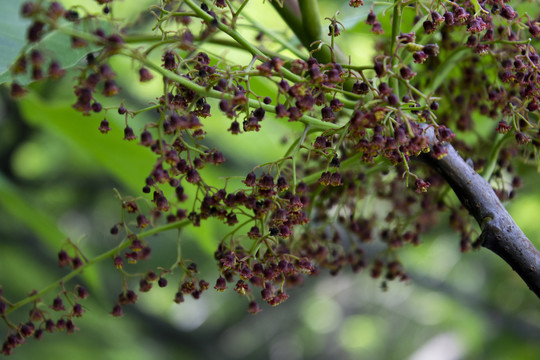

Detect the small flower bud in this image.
[214,277,227,292]
[123,126,137,140]
[51,296,65,311]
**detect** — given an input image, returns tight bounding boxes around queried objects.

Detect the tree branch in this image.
[419,130,540,299]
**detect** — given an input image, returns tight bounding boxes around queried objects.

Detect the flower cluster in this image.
[1,284,89,355]
[2,0,539,355]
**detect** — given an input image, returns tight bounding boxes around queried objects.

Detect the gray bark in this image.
[419,129,540,299]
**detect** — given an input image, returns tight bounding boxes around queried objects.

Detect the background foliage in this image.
[1,0,540,359]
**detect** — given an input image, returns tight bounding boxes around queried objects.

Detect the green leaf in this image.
[0,0,156,84]
[426,47,467,95]
[471,0,482,15]
[339,0,390,29]
[0,0,30,83]
[18,93,154,192]
[0,3,103,85]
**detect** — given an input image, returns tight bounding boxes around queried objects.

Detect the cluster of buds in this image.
[2,0,540,355]
[1,285,89,355]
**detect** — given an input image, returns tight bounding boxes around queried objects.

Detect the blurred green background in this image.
[1,0,540,359]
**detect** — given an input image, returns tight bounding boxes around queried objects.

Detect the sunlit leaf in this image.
[0,3,102,85]
[18,94,154,192]
[339,0,391,29]
[0,0,30,83]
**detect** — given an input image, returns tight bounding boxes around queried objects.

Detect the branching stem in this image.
[6,220,189,315]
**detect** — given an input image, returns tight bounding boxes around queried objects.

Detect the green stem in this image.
[291,125,310,192]
[234,0,250,20]
[426,47,467,95]
[390,0,402,99]
[271,0,340,63]
[270,0,307,46]
[132,104,162,116]
[183,0,306,84]
[123,34,172,43]
[341,64,374,72]
[298,0,322,45]
[394,75,428,100]
[126,49,340,131]
[6,220,190,315]
[52,6,354,123]
[390,0,402,57]
[184,0,266,58]
[240,12,308,60]
[481,132,512,181]
[284,128,322,157]
[124,34,284,60]
[482,39,532,45]
[301,154,387,185]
